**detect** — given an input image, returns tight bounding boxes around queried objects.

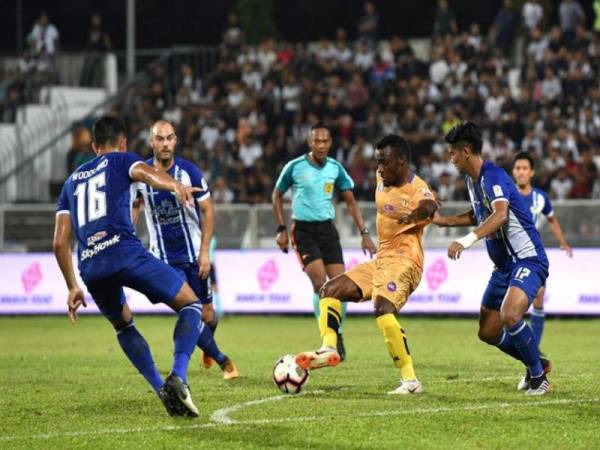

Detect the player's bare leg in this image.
[199,303,216,369]
[295,274,362,370]
[501,287,551,395]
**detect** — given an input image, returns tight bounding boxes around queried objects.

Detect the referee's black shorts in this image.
[290,220,344,268]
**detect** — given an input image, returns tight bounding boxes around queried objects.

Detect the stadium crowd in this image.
[36,2,600,202]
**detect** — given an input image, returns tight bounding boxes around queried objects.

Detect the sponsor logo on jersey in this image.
[86,231,108,247]
[81,234,121,261]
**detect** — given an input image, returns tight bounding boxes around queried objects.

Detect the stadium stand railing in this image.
[1,200,598,253]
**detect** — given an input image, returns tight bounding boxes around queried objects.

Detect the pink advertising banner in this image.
[0,249,599,315]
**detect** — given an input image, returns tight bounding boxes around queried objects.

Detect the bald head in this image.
[149,120,177,167]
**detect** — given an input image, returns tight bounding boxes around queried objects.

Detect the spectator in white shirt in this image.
[522,0,544,33]
[27,12,60,57]
[550,167,574,199]
[238,135,263,168]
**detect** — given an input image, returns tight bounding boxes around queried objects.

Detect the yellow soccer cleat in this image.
[295,347,341,371]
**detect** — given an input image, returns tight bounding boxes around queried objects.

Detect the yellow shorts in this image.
[345,257,422,310]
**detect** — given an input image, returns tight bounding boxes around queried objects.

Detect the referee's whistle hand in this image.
[276,232,289,253]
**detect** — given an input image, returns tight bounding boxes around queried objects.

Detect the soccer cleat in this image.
[517,357,553,391]
[295,347,341,371]
[337,333,346,362]
[388,379,423,395]
[162,373,199,417]
[158,388,182,417]
[220,358,240,380]
[526,374,551,396]
[199,350,215,369]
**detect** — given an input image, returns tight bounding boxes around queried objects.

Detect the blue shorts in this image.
[84,251,185,321]
[481,261,548,311]
[171,262,213,305]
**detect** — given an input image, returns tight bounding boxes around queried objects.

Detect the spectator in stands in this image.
[550,167,574,199]
[27,12,59,60]
[80,14,112,87]
[66,126,94,173]
[433,0,458,37]
[357,1,379,47]
[559,0,585,42]
[492,0,519,57]
[522,0,544,34]
[212,176,235,204]
[223,13,243,52]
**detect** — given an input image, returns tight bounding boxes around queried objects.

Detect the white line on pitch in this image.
[1,397,598,442]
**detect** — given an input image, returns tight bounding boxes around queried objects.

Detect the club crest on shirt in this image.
[384,204,394,212]
[387,281,397,292]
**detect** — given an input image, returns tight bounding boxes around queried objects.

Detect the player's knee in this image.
[202,304,215,324]
[319,280,338,299]
[112,318,132,332]
[478,327,498,344]
[373,297,396,318]
[499,310,520,329]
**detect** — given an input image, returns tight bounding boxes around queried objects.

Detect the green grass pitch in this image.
[1,315,599,449]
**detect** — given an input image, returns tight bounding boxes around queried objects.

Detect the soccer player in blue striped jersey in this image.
[433,122,552,395]
[512,151,572,389]
[273,122,377,361]
[53,116,213,417]
[133,120,239,380]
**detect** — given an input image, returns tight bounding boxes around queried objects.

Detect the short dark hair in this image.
[444,121,482,154]
[513,151,534,169]
[310,121,330,133]
[92,116,127,147]
[375,134,411,162]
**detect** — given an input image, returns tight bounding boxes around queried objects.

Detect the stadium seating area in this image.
[100,21,599,204]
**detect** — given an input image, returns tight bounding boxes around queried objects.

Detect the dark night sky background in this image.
[0,0,596,53]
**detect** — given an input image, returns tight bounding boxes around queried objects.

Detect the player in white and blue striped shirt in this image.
[512,152,572,353]
[134,120,239,380]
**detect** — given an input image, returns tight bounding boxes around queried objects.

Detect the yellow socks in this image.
[319,297,342,349]
[376,313,416,380]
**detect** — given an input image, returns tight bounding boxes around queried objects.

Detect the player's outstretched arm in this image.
[272,188,289,253]
[53,214,86,323]
[432,209,476,227]
[447,200,508,260]
[547,215,573,257]
[341,190,377,257]
[130,163,199,206]
[398,199,439,225]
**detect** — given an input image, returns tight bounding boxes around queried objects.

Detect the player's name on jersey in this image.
[71,158,109,181]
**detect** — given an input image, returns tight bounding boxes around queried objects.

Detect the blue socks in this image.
[530,307,545,347]
[197,321,227,365]
[508,320,543,377]
[117,322,164,394]
[494,329,523,362]
[172,302,202,384]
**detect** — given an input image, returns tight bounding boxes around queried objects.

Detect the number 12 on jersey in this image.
[73,173,107,227]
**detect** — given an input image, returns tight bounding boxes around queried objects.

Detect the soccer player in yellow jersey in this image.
[295,135,438,394]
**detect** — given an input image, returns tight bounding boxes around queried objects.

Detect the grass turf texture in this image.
[1,316,599,449]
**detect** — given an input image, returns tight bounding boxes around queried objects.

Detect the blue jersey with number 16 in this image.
[56,152,147,281]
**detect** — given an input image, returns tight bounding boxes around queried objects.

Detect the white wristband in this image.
[456,231,479,249]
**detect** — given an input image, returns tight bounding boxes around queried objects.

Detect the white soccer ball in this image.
[272,354,310,395]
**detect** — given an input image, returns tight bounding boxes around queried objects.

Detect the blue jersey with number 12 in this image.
[56,152,146,281]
